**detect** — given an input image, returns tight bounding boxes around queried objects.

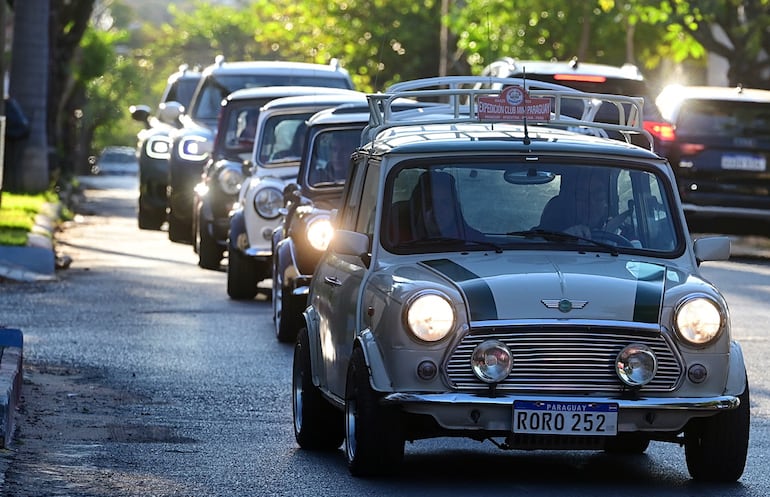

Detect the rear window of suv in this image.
[675,99,770,138]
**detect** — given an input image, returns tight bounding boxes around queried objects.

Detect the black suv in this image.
[166,56,354,243]
[130,65,201,230]
[476,57,669,148]
[655,84,770,233]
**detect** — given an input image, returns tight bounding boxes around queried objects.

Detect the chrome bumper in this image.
[383,392,739,433]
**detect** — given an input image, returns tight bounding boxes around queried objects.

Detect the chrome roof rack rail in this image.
[362,76,653,150]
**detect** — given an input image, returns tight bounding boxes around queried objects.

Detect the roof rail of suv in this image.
[363,76,653,149]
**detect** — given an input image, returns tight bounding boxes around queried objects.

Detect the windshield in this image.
[256,112,316,167]
[192,74,351,121]
[306,127,362,187]
[676,99,770,138]
[383,161,681,255]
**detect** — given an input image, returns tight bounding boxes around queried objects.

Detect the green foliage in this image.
[78,0,770,156]
[0,193,54,246]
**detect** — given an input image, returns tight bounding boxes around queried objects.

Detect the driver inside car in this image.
[538,170,627,240]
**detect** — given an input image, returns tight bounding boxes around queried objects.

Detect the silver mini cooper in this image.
[292,77,750,481]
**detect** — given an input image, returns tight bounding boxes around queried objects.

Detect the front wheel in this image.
[685,382,750,482]
[227,248,259,300]
[198,219,223,270]
[345,347,404,477]
[293,328,344,450]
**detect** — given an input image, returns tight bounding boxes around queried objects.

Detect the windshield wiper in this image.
[506,229,619,255]
[400,236,503,253]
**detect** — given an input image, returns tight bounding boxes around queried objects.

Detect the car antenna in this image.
[522,67,531,145]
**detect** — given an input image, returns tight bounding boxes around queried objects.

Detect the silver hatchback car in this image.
[292,77,749,481]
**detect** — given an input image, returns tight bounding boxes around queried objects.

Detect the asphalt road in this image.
[0,177,768,496]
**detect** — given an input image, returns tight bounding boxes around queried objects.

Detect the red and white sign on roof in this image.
[478,86,551,122]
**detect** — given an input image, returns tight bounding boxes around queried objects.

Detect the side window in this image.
[337,157,368,231]
[354,164,380,236]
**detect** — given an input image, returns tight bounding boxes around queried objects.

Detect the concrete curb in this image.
[0,201,59,282]
[0,328,23,449]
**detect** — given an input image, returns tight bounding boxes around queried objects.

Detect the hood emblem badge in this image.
[542,299,588,313]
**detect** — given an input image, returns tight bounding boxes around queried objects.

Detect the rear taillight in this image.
[553,74,607,83]
[644,121,676,142]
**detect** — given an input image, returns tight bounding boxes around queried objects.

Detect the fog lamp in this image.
[615,344,657,387]
[471,340,513,384]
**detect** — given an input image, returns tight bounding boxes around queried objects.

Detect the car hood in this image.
[412,252,679,323]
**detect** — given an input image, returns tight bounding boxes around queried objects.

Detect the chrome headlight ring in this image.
[674,295,725,346]
[403,290,456,343]
[217,166,245,195]
[253,186,283,219]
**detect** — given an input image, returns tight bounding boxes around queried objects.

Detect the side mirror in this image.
[330,230,369,259]
[158,101,185,125]
[693,236,730,264]
[129,104,151,127]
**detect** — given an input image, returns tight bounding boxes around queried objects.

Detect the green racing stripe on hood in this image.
[628,262,666,324]
[422,259,498,321]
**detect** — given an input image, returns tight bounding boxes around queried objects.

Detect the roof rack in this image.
[364,76,653,149]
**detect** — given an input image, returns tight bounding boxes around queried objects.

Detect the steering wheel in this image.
[590,229,634,247]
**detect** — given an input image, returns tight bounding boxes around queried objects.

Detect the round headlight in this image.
[218,167,244,195]
[253,187,283,219]
[405,292,455,342]
[615,344,657,387]
[675,296,723,345]
[471,340,513,383]
[306,216,334,251]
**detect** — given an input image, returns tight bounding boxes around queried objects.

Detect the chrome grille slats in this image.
[445,325,682,393]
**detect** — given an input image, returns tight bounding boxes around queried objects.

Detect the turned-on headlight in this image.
[306,215,334,251]
[674,296,724,345]
[404,291,455,342]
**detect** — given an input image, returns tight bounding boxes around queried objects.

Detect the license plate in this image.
[513,401,618,436]
[721,154,766,171]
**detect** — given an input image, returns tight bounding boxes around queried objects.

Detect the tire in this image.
[273,251,304,343]
[198,219,223,270]
[168,213,192,244]
[345,347,404,477]
[292,328,344,450]
[604,433,650,454]
[227,248,259,300]
[685,382,750,482]
[138,197,164,231]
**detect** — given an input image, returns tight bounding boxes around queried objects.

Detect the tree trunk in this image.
[8,0,50,194]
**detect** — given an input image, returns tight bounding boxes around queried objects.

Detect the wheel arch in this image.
[355,329,394,393]
[725,340,748,396]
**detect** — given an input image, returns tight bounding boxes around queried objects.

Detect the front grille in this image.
[445,325,682,393]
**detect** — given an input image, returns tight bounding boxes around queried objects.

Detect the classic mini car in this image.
[655,84,770,234]
[271,105,368,341]
[292,77,750,481]
[166,56,354,243]
[227,91,366,300]
[192,86,360,270]
[130,64,201,230]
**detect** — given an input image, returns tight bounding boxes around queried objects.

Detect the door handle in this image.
[324,276,342,287]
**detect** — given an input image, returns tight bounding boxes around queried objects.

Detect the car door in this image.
[318,158,380,396]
